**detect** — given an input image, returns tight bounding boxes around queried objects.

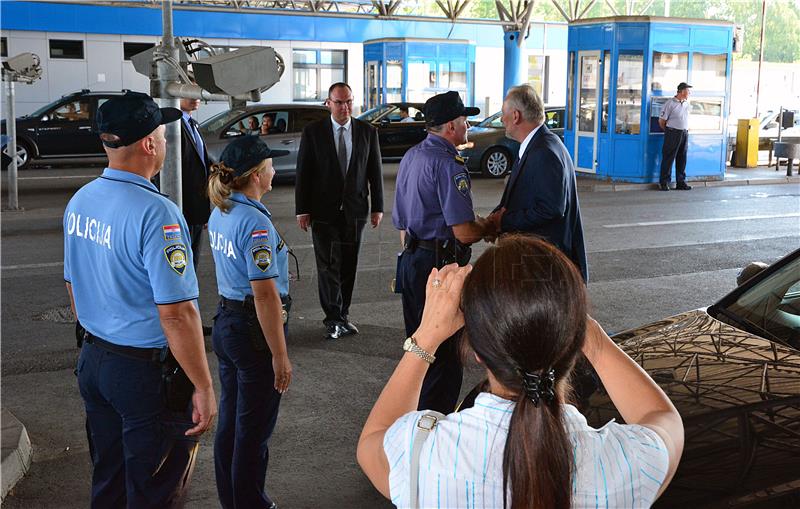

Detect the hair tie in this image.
[520,368,556,407]
[210,163,235,185]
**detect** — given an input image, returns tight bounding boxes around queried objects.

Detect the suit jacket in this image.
[498,125,588,281]
[180,119,211,226]
[295,116,383,221]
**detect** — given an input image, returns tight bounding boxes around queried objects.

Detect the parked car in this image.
[1,89,127,169]
[457,247,800,506]
[199,104,329,180]
[458,106,565,178]
[357,102,427,159]
[585,248,800,507]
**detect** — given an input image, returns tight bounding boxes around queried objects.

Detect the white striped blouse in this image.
[383,392,670,509]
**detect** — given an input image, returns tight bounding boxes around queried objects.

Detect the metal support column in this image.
[503,30,525,97]
[4,79,20,210]
[158,0,183,208]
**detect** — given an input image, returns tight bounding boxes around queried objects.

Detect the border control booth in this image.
[564,17,734,183]
[363,38,476,109]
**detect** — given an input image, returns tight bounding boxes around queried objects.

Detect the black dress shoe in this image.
[658,182,670,191]
[344,321,359,334]
[325,324,349,340]
[675,182,692,190]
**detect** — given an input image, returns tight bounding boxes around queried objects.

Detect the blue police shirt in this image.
[208,192,289,300]
[393,133,475,240]
[63,168,199,348]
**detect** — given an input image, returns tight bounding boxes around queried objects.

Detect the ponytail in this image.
[502,383,573,509]
[207,160,266,213]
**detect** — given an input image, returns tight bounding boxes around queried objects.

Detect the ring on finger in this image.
[432,278,442,288]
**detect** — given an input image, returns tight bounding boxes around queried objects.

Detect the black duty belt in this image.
[219,295,292,313]
[404,236,462,252]
[83,332,165,363]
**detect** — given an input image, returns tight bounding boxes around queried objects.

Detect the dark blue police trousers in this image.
[212,304,284,509]
[399,247,464,414]
[76,341,198,509]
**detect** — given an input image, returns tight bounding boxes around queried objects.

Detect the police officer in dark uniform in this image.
[64,92,216,508]
[393,91,491,414]
[206,136,292,509]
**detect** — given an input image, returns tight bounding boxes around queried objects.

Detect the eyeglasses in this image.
[329,99,353,107]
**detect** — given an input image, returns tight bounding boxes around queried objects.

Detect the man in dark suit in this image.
[488,84,588,281]
[179,97,211,270]
[295,82,384,340]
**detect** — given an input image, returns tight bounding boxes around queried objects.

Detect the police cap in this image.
[95,92,182,148]
[424,91,480,127]
[220,135,289,176]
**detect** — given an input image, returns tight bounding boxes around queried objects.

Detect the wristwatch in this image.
[403,336,436,364]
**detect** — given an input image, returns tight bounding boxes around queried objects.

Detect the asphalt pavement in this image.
[1,162,799,508]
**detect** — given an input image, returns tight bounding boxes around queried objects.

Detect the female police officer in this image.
[207,135,292,509]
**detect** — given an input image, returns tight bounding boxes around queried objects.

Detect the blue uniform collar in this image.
[100,168,165,195]
[229,191,272,217]
[424,133,458,155]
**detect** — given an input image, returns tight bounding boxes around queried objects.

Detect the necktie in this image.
[188,118,206,172]
[337,125,348,177]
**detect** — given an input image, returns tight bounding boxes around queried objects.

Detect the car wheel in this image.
[2,139,32,170]
[481,147,511,178]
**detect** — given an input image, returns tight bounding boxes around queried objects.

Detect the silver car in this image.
[199,104,329,180]
[459,106,565,178]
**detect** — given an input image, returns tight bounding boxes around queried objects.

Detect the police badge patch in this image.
[453,172,470,196]
[251,245,272,272]
[164,244,188,275]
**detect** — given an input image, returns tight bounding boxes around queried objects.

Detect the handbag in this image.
[409,410,445,509]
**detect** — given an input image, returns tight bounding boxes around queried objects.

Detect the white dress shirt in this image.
[384,392,670,509]
[331,115,353,170]
[518,123,542,160]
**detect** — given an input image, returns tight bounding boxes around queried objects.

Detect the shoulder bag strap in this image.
[410,410,446,509]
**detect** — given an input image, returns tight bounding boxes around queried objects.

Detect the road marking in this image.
[18,175,98,180]
[603,212,800,228]
[2,261,64,270]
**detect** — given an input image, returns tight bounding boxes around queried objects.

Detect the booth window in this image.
[407,60,435,103]
[451,61,467,90]
[528,55,549,101]
[123,42,155,61]
[601,51,611,133]
[386,60,403,103]
[692,53,726,92]
[293,49,347,101]
[578,55,599,132]
[567,52,575,131]
[49,39,84,59]
[652,51,688,92]
[650,96,724,133]
[615,52,643,135]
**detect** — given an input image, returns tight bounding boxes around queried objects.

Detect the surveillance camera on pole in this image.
[2,52,43,211]
[130,0,286,209]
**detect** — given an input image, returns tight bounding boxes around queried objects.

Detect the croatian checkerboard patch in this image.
[163,224,182,241]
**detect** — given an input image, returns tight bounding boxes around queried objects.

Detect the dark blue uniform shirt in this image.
[393,133,475,240]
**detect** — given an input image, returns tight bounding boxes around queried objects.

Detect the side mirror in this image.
[41,114,50,122]
[379,118,390,127]
[736,261,768,286]
[225,129,243,138]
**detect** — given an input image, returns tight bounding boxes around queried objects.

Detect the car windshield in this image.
[200,108,248,133]
[712,253,800,348]
[359,105,393,123]
[477,111,503,128]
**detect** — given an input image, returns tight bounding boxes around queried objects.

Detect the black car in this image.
[1,90,128,169]
[357,102,427,159]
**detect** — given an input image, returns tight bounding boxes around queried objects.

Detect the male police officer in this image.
[64,92,216,508]
[393,91,491,414]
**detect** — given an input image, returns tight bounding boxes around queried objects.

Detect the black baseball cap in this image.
[95,91,182,148]
[424,91,480,126]
[220,135,289,176]
[677,82,693,91]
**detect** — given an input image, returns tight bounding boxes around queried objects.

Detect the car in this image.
[584,248,800,507]
[199,104,329,180]
[458,106,565,178]
[1,90,127,169]
[357,102,427,159]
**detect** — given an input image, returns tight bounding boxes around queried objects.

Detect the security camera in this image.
[2,52,42,79]
[192,47,284,96]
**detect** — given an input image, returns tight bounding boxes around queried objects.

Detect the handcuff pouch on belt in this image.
[403,236,472,268]
[161,349,194,412]
[241,294,292,352]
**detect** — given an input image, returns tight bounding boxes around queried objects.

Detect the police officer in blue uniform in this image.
[64,92,217,508]
[393,91,491,414]
[206,135,292,509]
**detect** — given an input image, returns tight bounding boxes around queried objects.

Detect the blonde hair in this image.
[207,159,267,213]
